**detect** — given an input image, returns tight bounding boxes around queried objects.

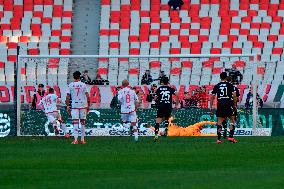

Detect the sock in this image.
[229,123,235,138]
[222,120,227,138]
[217,125,222,140]
[133,126,138,141]
[73,120,79,141]
[155,123,160,136]
[81,124,86,141]
[164,120,169,136]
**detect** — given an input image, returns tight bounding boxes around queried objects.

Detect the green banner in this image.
[1,108,284,137]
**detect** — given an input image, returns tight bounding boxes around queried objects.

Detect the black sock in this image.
[155,123,160,135]
[217,125,222,140]
[229,124,235,138]
[222,120,227,138]
[164,120,169,136]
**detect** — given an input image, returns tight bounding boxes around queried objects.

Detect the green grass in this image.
[0,137,284,189]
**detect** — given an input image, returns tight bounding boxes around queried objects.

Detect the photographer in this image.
[225,65,243,85]
[141,70,153,85]
[180,92,191,108]
[146,84,157,108]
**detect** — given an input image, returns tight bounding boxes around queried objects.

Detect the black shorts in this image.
[156,107,172,119]
[216,103,233,118]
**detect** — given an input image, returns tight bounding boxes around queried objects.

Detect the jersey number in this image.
[75,87,80,96]
[220,87,228,97]
[161,91,171,101]
[126,94,131,103]
[45,97,52,106]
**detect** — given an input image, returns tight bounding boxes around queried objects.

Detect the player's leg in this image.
[222,119,228,139]
[71,109,79,144]
[154,117,162,142]
[216,117,225,143]
[228,116,237,143]
[79,109,87,144]
[163,109,172,136]
[55,112,69,138]
[47,114,59,135]
[130,112,138,142]
[216,104,226,143]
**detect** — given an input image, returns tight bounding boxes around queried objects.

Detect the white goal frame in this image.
[16,53,258,136]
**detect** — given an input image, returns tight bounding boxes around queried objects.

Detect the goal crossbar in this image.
[16,53,258,136]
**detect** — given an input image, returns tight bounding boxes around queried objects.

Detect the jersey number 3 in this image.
[220,87,228,97]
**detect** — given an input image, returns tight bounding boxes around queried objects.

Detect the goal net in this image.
[15,54,264,137]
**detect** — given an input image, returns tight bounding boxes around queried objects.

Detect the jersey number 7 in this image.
[75,87,80,96]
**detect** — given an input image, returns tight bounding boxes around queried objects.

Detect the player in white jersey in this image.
[66,71,90,145]
[118,80,140,142]
[38,88,69,138]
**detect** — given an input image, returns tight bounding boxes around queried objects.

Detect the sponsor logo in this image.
[201,128,271,136]
[0,113,11,137]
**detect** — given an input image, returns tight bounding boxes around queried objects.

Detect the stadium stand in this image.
[99,0,284,85]
[0,0,73,86]
[1,0,284,87]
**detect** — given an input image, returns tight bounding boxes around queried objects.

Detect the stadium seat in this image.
[0,0,73,86]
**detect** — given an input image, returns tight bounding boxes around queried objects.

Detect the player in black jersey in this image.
[154,77,178,142]
[222,76,240,139]
[210,72,237,144]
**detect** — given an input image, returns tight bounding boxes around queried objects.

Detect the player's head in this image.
[226,76,232,83]
[48,87,55,94]
[220,72,227,81]
[162,76,169,85]
[122,79,129,87]
[73,71,81,80]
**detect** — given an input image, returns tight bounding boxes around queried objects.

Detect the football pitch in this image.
[0,137,284,189]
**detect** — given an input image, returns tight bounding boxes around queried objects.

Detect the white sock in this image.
[73,121,79,141]
[133,126,138,141]
[81,124,86,141]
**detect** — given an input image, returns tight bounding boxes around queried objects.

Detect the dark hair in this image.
[84,70,88,73]
[226,76,232,83]
[73,71,81,80]
[220,72,227,80]
[162,76,169,85]
[38,84,44,88]
[48,88,54,93]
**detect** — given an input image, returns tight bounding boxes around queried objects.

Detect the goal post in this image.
[16,53,259,136]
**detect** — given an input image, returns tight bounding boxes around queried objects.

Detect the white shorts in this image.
[71,108,87,120]
[46,112,60,123]
[121,112,137,123]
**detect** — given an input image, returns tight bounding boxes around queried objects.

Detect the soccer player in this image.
[38,87,69,138]
[210,72,237,144]
[66,71,91,144]
[154,77,178,142]
[118,80,140,142]
[222,76,240,138]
